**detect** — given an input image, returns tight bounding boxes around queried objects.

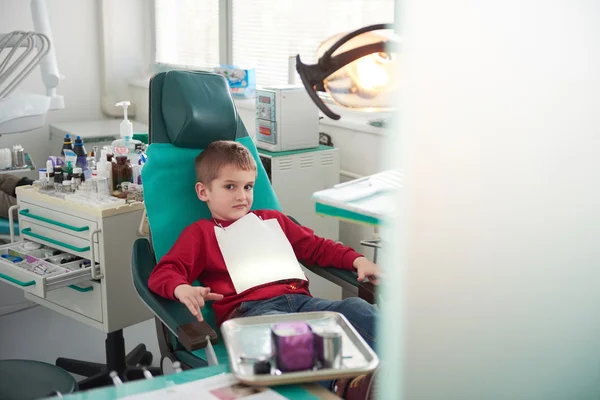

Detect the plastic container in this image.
[96,149,113,193]
[0,148,12,169]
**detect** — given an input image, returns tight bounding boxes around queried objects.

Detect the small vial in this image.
[71,177,76,192]
[54,166,63,185]
[73,168,82,189]
[47,170,54,186]
[62,180,72,193]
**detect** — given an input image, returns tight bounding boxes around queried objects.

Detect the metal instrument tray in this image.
[220,311,379,386]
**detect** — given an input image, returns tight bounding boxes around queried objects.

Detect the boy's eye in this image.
[225,184,234,190]
[244,184,253,190]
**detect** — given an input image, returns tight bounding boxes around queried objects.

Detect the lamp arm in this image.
[321,23,394,66]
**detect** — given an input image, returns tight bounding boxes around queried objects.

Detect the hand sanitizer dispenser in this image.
[112,101,141,157]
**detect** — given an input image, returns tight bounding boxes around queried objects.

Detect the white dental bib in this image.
[214,212,307,294]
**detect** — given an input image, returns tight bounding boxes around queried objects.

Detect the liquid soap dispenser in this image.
[111,101,141,158]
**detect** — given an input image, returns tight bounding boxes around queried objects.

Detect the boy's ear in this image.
[195,182,209,202]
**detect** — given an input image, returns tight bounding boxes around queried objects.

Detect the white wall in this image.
[385,1,600,399]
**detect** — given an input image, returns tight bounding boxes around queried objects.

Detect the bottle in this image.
[112,101,142,161]
[54,166,63,188]
[114,155,133,190]
[60,134,73,161]
[46,160,55,187]
[86,155,96,172]
[73,136,88,173]
[96,149,113,194]
[91,146,99,169]
[73,167,82,189]
[62,180,72,193]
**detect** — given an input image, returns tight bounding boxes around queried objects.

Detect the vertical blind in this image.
[154,0,394,87]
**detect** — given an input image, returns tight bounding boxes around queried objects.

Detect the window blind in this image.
[232,0,394,87]
[155,0,220,68]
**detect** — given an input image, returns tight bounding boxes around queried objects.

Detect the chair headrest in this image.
[158,71,240,148]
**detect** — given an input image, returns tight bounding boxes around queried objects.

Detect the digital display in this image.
[259,96,271,104]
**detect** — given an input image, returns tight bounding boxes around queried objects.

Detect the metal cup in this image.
[315,329,342,369]
[11,146,25,168]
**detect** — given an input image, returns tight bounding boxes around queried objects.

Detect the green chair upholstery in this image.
[0,359,77,400]
[132,70,374,372]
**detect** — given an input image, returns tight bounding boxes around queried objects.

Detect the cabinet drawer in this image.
[19,221,100,263]
[0,243,93,298]
[18,201,98,241]
[39,280,103,323]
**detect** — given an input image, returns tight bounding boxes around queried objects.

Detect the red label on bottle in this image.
[114,146,130,155]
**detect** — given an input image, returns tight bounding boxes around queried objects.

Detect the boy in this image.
[148,141,381,351]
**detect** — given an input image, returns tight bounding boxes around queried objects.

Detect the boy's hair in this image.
[195,141,257,185]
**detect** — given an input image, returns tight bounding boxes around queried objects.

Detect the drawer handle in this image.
[19,209,90,232]
[68,284,93,292]
[21,228,91,252]
[0,272,35,287]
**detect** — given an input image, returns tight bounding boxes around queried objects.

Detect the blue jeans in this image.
[231,294,378,351]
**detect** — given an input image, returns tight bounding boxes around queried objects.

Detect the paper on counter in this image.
[120,373,286,400]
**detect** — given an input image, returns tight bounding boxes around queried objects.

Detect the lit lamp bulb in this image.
[353,53,391,91]
[297,24,398,119]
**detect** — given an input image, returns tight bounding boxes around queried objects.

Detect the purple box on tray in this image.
[271,322,315,372]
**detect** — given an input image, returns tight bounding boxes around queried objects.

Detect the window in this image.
[153,0,394,87]
[154,0,220,69]
[232,0,395,87]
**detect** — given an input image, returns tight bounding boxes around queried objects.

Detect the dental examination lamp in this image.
[0,0,64,135]
[296,23,398,120]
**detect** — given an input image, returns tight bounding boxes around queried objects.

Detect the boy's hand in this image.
[352,257,381,285]
[174,284,224,322]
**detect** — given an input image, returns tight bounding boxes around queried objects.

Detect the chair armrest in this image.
[131,238,218,348]
[177,321,219,351]
[286,215,378,304]
[302,264,377,304]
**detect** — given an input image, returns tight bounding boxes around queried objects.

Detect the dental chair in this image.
[131,70,376,372]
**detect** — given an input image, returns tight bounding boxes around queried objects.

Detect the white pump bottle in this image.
[111,101,141,157]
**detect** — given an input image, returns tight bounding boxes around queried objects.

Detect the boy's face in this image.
[195,165,256,221]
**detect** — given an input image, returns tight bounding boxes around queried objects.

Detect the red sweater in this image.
[148,209,362,326]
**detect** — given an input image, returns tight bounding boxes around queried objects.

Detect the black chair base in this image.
[56,329,161,390]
